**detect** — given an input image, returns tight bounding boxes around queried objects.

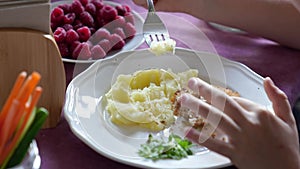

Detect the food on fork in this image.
[149,38,176,55]
[51,0,137,60]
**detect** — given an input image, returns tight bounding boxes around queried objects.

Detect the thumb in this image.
[264,77,294,124]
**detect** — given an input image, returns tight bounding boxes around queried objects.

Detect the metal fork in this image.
[143,0,170,47]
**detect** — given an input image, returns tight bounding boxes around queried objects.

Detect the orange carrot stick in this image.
[26,87,43,118]
[0,100,20,157]
[0,103,25,164]
[0,72,27,128]
[0,87,42,164]
[5,104,26,147]
[4,72,41,151]
[0,72,41,164]
[16,72,41,104]
[17,86,43,143]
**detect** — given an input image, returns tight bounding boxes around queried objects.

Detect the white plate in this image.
[51,1,144,64]
[64,48,272,168]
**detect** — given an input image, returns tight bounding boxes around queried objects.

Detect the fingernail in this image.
[187,78,199,94]
[178,93,188,103]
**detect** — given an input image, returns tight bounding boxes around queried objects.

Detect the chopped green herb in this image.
[138,134,193,161]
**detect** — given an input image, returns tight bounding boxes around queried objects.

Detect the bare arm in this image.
[198,0,300,49]
[134,0,300,49]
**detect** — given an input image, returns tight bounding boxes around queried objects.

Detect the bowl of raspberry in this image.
[51,0,144,63]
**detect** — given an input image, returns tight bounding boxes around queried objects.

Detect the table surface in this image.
[36,0,300,169]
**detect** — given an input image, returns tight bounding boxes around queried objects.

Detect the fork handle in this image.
[146,0,155,12]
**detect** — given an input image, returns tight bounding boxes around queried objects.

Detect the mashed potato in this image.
[105,69,198,131]
[150,39,176,55]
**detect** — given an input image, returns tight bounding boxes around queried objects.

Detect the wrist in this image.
[182,0,208,19]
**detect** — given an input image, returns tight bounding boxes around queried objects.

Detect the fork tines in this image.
[143,0,170,47]
[144,33,169,46]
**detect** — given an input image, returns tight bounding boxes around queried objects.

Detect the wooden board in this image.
[0,28,66,128]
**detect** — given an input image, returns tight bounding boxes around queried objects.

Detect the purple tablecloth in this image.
[36,0,300,169]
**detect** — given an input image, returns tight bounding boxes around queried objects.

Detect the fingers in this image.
[180,93,240,135]
[186,127,233,158]
[187,77,248,125]
[264,77,294,124]
[233,97,266,112]
[233,96,276,126]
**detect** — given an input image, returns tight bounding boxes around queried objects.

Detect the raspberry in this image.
[72,42,83,59]
[110,33,125,50]
[62,24,73,31]
[124,12,135,25]
[123,5,131,13]
[95,28,110,39]
[106,15,124,30]
[51,22,58,31]
[70,41,81,54]
[100,5,118,23]
[70,0,84,17]
[112,15,126,28]
[51,7,64,25]
[98,39,111,53]
[58,4,71,13]
[77,26,91,42]
[63,13,76,25]
[77,42,92,60]
[54,27,66,43]
[66,29,79,44]
[123,22,136,39]
[115,5,131,16]
[79,0,89,6]
[115,5,126,16]
[112,27,126,40]
[51,0,135,61]
[89,27,96,34]
[80,11,94,27]
[73,20,83,30]
[91,0,104,10]
[90,28,110,45]
[91,45,106,59]
[58,43,70,57]
[85,3,96,16]
[86,40,93,48]
[95,10,104,28]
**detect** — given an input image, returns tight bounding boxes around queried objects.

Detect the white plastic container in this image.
[9,140,41,169]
